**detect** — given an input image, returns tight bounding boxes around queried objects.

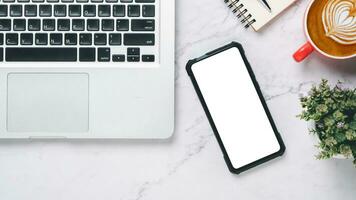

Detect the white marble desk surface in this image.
[0,0,355,200]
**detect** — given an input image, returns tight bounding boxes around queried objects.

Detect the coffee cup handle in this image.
[293,42,314,62]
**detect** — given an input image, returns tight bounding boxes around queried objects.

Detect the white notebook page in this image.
[229,0,297,31]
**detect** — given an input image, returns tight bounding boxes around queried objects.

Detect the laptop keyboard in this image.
[0,0,158,63]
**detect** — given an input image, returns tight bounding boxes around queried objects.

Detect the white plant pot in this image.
[333,155,348,159]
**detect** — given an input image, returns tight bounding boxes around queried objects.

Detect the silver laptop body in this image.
[0,0,175,139]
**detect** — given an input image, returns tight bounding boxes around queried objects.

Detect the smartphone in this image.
[186,42,285,174]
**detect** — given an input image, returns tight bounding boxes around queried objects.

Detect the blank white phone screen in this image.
[192,47,280,169]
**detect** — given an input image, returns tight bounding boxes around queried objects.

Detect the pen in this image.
[258,0,272,12]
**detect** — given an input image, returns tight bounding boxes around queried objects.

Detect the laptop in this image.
[0,0,175,139]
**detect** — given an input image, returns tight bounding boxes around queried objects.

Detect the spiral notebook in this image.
[224,0,297,31]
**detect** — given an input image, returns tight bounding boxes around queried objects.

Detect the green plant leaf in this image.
[335,131,346,143]
[350,121,356,131]
[333,110,346,121]
[298,79,356,166]
[346,130,354,140]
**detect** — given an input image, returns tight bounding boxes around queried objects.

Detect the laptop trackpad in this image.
[7,73,89,133]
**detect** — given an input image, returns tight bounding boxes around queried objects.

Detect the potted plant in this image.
[299,79,356,166]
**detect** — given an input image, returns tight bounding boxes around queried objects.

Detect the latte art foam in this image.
[322,0,356,45]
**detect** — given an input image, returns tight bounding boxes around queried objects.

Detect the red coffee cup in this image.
[293,0,356,62]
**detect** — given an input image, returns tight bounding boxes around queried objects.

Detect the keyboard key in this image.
[72,19,85,31]
[54,5,66,17]
[109,33,121,45]
[112,54,125,62]
[10,5,22,17]
[39,5,52,17]
[0,5,7,17]
[113,5,125,17]
[50,33,62,45]
[6,48,77,62]
[13,19,26,31]
[127,55,139,62]
[131,19,155,31]
[87,19,99,31]
[69,5,81,17]
[43,19,55,31]
[58,19,70,31]
[65,33,77,45]
[83,5,96,17]
[0,48,3,61]
[94,33,106,45]
[98,48,110,62]
[79,33,92,45]
[35,33,48,45]
[25,5,37,17]
[124,33,154,46]
[98,5,110,17]
[79,48,95,62]
[0,19,11,31]
[0,34,3,45]
[127,47,140,55]
[102,19,114,31]
[128,5,140,17]
[142,55,154,62]
[28,19,41,31]
[135,0,155,2]
[21,33,33,45]
[6,33,18,45]
[76,0,89,2]
[116,19,129,31]
[142,5,155,17]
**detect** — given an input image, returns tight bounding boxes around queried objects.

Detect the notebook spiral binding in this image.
[224,0,256,28]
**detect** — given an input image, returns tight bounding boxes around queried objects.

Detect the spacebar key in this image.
[6,48,77,62]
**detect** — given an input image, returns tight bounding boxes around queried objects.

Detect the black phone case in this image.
[186,42,285,174]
